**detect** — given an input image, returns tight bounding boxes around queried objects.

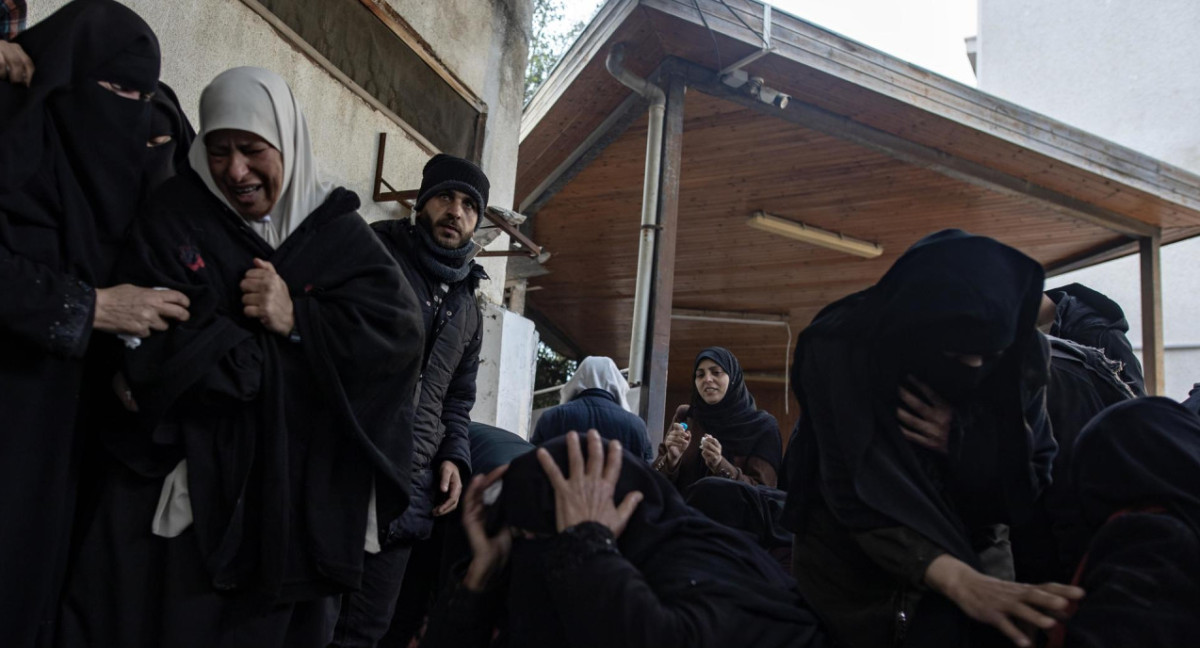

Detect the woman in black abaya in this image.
[423,430,826,648]
[782,230,1081,647]
[1047,398,1200,648]
[59,66,424,647]
[653,347,783,489]
[0,3,190,645]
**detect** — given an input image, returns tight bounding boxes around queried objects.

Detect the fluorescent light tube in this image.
[746,211,883,258]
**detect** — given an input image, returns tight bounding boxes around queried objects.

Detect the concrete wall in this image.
[29,0,541,425]
[472,303,540,438]
[977,0,1200,398]
[29,0,531,306]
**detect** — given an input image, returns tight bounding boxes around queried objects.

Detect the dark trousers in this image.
[330,543,414,648]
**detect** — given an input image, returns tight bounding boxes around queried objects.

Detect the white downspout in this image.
[606,43,666,391]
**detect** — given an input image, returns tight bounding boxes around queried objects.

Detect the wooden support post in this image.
[1139,232,1165,395]
[641,75,686,447]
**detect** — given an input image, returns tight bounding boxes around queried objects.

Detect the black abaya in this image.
[60,173,424,647]
[424,435,826,648]
[781,229,1053,646]
[0,3,159,645]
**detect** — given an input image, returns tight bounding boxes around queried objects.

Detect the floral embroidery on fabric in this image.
[178,244,206,272]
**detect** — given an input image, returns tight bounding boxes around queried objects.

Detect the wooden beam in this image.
[642,75,687,445]
[667,58,1158,238]
[1140,233,1165,395]
[525,305,585,361]
[520,91,647,215]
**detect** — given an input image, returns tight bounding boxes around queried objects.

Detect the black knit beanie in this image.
[415,154,490,229]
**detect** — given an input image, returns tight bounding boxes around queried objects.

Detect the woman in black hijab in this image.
[653,346,783,489]
[0,3,190,645]
[782,230,1081,647]
[1047,397,1200,648]
[423,430,826,648]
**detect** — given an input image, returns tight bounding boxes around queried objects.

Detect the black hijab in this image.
[689,346,782,467]
[1072,397,1200,537]
[784,229,1048,565]
[0,0,159,285]
[494,436,822,648]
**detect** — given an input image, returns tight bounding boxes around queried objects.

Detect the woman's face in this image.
[204,129,284,220]
[694,358,730,405]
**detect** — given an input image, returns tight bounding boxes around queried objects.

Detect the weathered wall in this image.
[29,0,541,428]
[978,0,1200,398]
[29,0,533,306]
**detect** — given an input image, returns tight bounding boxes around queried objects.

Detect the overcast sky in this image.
[561,0,978,85]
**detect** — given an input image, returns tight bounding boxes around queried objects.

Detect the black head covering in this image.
[784,229,1048,566]
[689,346,783,468]
[0,0,160,284]
[1072,397,1200,537]
[141,81,196,200]
[414,153,489,225]
[493,435,821,647]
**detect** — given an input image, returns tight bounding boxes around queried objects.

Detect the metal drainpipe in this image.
[606,43,666,390]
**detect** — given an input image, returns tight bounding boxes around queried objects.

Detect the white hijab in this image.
[560,356,632,412]
[188,66,333,247]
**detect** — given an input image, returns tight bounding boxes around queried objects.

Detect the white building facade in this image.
[977,0,1200,399]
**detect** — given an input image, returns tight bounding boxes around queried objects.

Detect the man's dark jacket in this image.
[532,388,653,461]
[372,220,485,543]
[1048,283,1145,395]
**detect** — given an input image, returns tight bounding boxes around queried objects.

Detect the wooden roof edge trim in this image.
[668,58,1162,237]
[640,0,1200,211]
[521,0,641,142]
[669,0,1168,180]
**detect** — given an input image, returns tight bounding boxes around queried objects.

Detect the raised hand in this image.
[461,464,511,592]
[536,430,643,537]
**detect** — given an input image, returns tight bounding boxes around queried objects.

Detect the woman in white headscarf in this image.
[60,67,424,648]
[531,356,653,461]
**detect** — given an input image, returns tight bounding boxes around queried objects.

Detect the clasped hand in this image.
[239,258,294,336]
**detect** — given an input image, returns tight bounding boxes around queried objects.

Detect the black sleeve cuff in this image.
[545,521,620,580]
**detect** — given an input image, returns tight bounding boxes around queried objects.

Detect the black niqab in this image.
[1072,397,1200,536]
[689,346,783,468]
[1,0,159,284]
[784,229,1050,566]
[142,81,196,200]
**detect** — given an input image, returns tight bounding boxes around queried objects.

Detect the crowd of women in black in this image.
[2,2,1198,647]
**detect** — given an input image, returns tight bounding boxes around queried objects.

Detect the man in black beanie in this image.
[332,153,489,647]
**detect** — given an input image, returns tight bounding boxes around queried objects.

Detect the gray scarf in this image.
[415,222,474,284]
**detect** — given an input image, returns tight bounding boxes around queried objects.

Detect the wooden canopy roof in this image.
[516,0,1200,431]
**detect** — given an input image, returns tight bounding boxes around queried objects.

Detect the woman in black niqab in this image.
[1050,397,1200,648]
[423,433,826,648]
[0,3,166,646]
[781,230,1071,647]
[654,346,783,489]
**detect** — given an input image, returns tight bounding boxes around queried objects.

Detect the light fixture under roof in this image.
[746,211,883,259]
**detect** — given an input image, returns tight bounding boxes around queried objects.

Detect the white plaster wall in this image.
[29,0,532,305]
[978,0,1200,397]
[28,0,538,424]
[471,303,540,438]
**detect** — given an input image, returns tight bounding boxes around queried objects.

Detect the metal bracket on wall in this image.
[372,133,550,262]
